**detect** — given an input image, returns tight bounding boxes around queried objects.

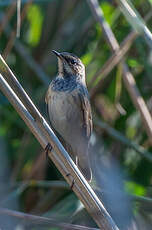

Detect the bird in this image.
[45,50,93,182]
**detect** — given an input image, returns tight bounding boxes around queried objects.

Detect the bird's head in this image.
[52,50,85,81]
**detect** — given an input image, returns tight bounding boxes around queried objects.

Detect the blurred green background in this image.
[0,0,152,229]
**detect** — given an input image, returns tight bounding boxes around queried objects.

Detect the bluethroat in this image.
[45,50,92,181]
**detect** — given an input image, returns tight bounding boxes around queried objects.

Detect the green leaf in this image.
[26,4,44,46]
[100,2,114,25]
[126,126,136,139]
[148,0,152,4]
[81,53,92,66]
[128,58,139,68]
[125,181,146,196]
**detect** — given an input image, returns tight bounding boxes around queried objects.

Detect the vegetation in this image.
[0,0,152,229]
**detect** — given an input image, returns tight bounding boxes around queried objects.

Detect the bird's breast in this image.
[48,90,80,129]
[51,91,69,120]
[46,83,90,157]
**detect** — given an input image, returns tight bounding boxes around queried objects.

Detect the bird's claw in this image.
[45,143,52,160]
[66,173,75,189]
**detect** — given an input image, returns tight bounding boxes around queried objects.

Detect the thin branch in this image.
[87,0,152,144]
[88,10,152,91]
[89,31,136,92]
[0,0,16,37]
[117,0,152,49]
[3,180,152,208]
[95,118,152,162]
[17,180,69,190]
[0,183,28,205]
[122,64,152,142]
[0,208,99,230]
[16,0,21,37]
[13,38,50,85]
[132,194,152,205]
[0,12,50,85]
[2,0,33,59]
[0,56,119,230]
[95,187,152,206]
[0,0,55,6]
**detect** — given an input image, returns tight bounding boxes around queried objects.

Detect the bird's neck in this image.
[58,72,86,85]
[52,74,86,92]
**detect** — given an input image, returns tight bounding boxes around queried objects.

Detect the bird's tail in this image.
[63,141,92,182]
[77,154,92,182]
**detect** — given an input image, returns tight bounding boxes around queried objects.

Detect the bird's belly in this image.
[49,92,80,143]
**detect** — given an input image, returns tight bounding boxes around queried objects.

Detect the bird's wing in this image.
[77,88,92,139]
[72,87,92,181]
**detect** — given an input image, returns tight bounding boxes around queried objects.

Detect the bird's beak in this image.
[52,50,62,59]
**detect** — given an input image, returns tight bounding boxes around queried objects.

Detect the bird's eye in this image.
[70,59,76,65]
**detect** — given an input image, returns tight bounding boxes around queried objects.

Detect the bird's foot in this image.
[66,173,75,189]
[45,143,52,160]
